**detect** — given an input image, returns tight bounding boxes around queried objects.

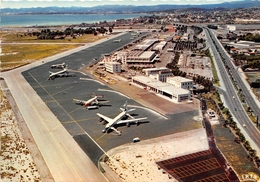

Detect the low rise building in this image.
[132,75,191,102]
[143,67,173,82]
[132,39,159,51]
[105,62,121,73]
[166,76,193,90]
[152,41,167,51]
[143,67,170,76]
[126,51,156,64]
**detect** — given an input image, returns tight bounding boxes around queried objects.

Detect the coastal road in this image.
[206,28,260,155]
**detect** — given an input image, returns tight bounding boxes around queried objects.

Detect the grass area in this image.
[206,48,220,86]
[1,31,107,71]
[1,32,106,43]
[212,123,260,176]
[204,92,260,178]
[1,44,79,70]
[245,72,260,99]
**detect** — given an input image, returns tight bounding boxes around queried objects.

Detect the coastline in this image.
[1,13,147,28]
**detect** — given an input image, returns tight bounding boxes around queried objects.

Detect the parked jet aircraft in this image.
[97,101,148,135]
[48,66,69,80]
[51,62,65,69]
[113,39,121,43]
[73,94,109,109]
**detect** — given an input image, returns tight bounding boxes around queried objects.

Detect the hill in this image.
[2,0,260,15]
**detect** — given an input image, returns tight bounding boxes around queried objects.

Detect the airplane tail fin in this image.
[122,100,128,111]
[120,101,135,112]
[90,93,104,99]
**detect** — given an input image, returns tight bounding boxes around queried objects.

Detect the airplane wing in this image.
[110,127,122,135]
[117,117,148,125]
[97,113,114,123]
[97,100,109,105]
[72,99,86,105]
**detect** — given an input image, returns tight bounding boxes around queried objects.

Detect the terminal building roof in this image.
[132,39,158,51]
[133,75,190,95]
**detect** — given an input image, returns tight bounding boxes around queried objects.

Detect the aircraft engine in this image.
[127,122,130,127]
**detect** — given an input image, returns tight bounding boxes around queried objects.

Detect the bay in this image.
[1,13,147,27]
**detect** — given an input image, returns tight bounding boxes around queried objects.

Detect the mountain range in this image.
[2,0,260,15]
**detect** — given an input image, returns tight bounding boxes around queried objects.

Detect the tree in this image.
[109,27,113,33]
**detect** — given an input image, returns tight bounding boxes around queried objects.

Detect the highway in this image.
[205,28,260,155]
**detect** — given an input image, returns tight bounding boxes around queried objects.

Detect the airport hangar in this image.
[21,32,201,167]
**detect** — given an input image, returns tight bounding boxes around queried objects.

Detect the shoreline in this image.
[0,13,147,29]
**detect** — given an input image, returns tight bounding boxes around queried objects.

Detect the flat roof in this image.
[133,76,190,95]
[132,39,158,50]
[143,67,168,72]
[139,51,155,59]
[167,76,193,82]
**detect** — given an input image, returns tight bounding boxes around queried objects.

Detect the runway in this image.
[20,31,201,168]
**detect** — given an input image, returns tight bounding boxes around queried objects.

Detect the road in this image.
[205,28,260,155]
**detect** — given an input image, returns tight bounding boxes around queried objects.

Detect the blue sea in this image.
[1,14,148,27]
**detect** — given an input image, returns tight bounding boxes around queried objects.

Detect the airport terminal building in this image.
[143,67,173,82]
[166,76,193,89]
[132,75,191,102]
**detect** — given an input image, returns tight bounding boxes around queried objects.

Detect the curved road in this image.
[205,28,260,155]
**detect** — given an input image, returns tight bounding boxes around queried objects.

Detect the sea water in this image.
[1,13,147,27]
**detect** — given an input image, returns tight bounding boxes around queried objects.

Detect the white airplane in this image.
[73,94,108,110]
[113,39,121,43]
[48,67,68,80]
[51,62,66,69]
[97,101,148,135]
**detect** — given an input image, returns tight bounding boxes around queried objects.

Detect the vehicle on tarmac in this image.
[132,137,140,143]
[113,39,121,43]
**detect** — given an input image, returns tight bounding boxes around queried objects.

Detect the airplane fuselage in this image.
[104,111,127,131]
[48,69,67,80]
[51,62,65,69]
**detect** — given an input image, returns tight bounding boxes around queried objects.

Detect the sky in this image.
[2,0,244,9]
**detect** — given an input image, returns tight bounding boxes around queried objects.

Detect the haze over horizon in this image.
[2,0,245,9]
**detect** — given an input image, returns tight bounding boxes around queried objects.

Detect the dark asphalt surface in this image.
[22,32,200,166]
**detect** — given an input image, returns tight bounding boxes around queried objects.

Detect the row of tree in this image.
[23,26,113,40]
[205,91,260,168]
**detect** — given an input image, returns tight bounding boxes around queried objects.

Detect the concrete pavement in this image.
[0,35,127,181]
